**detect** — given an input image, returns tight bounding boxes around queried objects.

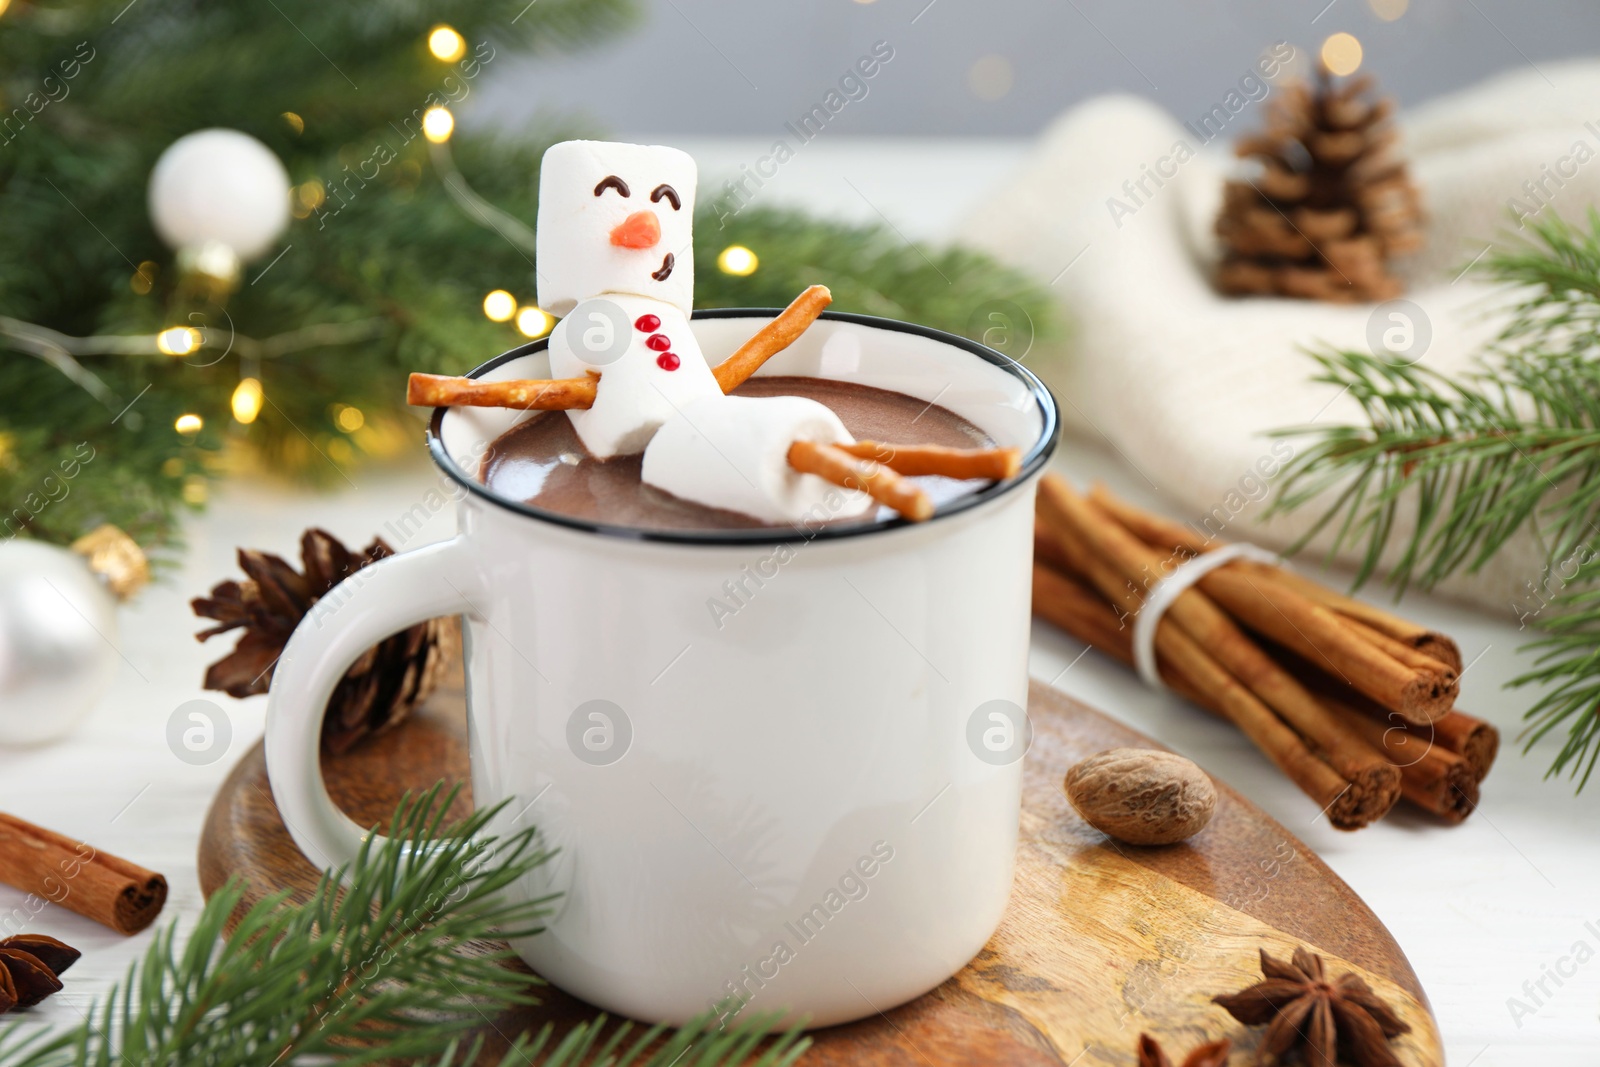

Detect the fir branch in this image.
[1270,347,1600,592]
[0,786,808,1067]
[694,204,1060,347]
[1271,210,1600,787]
[1484,206,1600,353]
[430,1010,810,1067]
[1514,551,1600,788]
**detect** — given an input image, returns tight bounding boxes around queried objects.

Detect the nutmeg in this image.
[1063,747,1216,846]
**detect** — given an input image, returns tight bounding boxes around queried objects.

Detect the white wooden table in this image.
[1,138,1591,1065]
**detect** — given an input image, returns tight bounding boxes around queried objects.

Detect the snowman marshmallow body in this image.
[548,295,719,457]
[537,141,721,458]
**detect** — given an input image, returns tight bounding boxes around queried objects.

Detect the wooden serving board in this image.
[199,678,1443,1066]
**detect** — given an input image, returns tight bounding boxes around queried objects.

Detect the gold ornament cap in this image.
[71,524,150,601]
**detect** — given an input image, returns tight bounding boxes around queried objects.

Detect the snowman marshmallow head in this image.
[536,141,697,318]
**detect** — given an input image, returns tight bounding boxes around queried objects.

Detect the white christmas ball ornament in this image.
[0,540,120,745]
[148,129,292,261]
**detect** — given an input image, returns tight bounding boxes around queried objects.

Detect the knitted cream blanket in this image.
[959,61,1600,616]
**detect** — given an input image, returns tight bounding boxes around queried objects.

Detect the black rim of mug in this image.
[426,307,1061,547]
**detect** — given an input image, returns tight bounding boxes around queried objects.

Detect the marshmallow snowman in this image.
[538,140,721,458]
[536,139,878,525]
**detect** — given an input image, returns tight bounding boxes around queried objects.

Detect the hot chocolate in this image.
[479,375,995,532]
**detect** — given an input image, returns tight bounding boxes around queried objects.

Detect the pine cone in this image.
[1215,68,1423,303]
[192,529,454,755]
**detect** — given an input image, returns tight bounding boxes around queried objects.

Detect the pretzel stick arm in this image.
[407,372,597,411]
[714,285,833,393]
[838,440,1022,480]
[787,440,934,521]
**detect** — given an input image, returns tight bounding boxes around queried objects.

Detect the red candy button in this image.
[656,352,681,371]
[634,314,661,332]
[645,333,671,351]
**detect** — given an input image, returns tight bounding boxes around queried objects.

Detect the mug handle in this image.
[264,536,482,876]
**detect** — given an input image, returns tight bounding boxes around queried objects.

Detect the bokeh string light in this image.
[156,326,201,356]
[422,106,454,144]
[516,306,554,338]
[717,245,759,276]
[231,377,264,424]
[482,290,517,322]
[427,25,467,63]
[333,404,365,433]
[1321,32,1363,76]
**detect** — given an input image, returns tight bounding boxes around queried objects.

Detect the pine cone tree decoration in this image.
[1215,68,1422,303]
[192,529,454,755]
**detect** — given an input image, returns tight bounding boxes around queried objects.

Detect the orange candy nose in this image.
[609,210,661,249]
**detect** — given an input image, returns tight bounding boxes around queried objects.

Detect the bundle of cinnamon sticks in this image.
[1032,475,1497,829]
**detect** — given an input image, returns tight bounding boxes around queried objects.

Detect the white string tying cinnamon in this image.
[1131,543,1281,690]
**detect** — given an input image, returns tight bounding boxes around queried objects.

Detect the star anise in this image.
[0,934,79,1012]
[1214,947,1410,1067]
[192,528,452,754]
[1139,1033,1231,1067]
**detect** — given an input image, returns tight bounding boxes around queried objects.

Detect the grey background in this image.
[476,0,1600,139]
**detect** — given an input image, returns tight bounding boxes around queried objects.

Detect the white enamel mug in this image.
[264,310,1059,1027]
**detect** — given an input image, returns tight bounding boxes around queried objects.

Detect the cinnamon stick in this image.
[840,441,1022,481]
[1040,477,1400,823]
[1034,560,1205,698]
[1333,614,1458,678]
[1287,656,1499,784]
[1322,698,1479,823]
[713,285,833,393]
[407,372,597,411]
[0,813,166,934]
[1032,562,1135,663]
[1431,710,1499,782]
[1086,484,1212,555]
[1194,566,1457,724]
[1035,519,1078,577]
[1086,485,1463,671]
[1035,504,1143,640]
[787,440,933,521]
[1252,565,1462,673]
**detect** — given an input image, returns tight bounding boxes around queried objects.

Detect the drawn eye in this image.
[650,184,681,210]
[593,175,630,197]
